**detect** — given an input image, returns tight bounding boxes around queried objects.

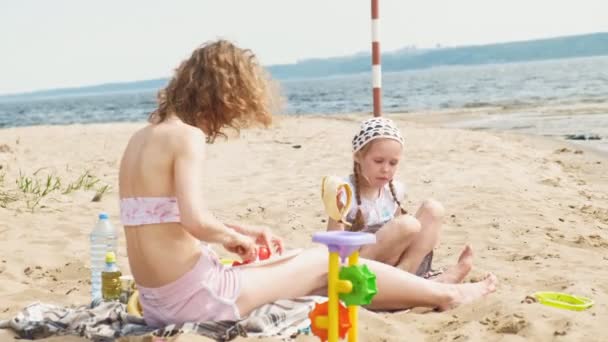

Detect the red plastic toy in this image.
[232,246,272,266]
[258,246,271,260]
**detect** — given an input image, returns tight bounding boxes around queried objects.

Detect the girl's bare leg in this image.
[432,244,474,284]
[359,215,421,265]
[397,199,444,273]
[358,199,473,283]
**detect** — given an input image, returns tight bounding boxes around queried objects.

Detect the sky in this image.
[1,0,606,94]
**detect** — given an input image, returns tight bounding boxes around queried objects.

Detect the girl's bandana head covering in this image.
[352,117,404,153]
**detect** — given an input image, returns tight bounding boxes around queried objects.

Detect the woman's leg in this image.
[359,215,421,265]
[235,247,497,316]
[396,199,444,273]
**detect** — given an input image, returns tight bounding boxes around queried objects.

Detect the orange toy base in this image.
[308,301,351,342]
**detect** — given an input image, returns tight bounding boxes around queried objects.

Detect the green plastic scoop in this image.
[534,291,594,311]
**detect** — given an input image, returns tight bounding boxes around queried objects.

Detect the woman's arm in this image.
[226,223,285,254]
[173,128,245,246]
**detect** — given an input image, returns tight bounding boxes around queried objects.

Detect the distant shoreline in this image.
[2,32,607,99]
[2,55,607,101]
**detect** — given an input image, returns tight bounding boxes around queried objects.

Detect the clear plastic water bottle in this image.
[90,213,117,301]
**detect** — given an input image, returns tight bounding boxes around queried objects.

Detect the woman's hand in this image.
[228,224,284,255]
[223,232,258,262]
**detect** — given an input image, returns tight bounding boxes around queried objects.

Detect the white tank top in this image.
[341,175,406,232]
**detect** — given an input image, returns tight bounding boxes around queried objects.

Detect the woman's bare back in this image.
[119,121,202,287]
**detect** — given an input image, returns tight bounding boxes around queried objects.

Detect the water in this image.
[1,56,607,150]
[282,56,608,115]
[0,90,157,128]
[90,213,118,301]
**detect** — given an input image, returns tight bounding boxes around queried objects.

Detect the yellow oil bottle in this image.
[101,251,122,301]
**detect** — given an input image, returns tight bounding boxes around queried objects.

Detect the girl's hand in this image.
[229,224,284,255]
[223,232,258,262]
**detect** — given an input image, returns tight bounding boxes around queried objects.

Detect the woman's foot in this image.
[433,244,473,284]
[437,273,498,311]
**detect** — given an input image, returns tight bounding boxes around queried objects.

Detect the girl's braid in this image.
[389,180,408,215]
[351,161,366,231]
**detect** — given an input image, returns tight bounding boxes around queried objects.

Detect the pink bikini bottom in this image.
[137,246,242,327]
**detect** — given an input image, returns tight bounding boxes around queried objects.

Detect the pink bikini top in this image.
[120,197,181,226]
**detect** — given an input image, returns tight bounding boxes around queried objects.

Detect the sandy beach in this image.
[0,113,607,341]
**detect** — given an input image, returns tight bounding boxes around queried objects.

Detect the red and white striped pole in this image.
[371,0,381,117]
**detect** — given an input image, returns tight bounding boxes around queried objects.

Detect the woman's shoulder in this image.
[133,121,207,160]
[163,123,207,152]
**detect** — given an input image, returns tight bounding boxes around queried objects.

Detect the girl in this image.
[118,40,497,327]
[328,117,474,283]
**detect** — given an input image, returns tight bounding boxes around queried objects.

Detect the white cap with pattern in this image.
[352,117,404,153]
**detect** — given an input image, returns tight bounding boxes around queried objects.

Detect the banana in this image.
[321,176,353,226]
[126,289,143,317]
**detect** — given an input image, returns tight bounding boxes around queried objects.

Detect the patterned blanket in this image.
[0,296,326,341]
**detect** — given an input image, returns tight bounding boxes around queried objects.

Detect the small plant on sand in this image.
[0,189,18,208]
[92,184,110,202]
[11,169,110,211]
[16,169,62,197]
[0,170,17,208]
[63,170,101,194]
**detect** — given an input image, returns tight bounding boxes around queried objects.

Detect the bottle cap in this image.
[105,251,116,263]
[99,213,109,220]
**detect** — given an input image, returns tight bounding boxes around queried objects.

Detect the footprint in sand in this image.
[424,317,465,337]
[509,254,536,262]
[23,260,89,283]
[553,147,584,155]
[574,234,608,248]
[542,253,561,259]
[23,265,46,279]
[539,177,562,187]
[580,205,608,224]
[554,147,572,154]
[547,231,608,250]
[578,190,593,200]
[487,313,529,335]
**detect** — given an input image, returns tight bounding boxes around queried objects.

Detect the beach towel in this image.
[0,296,326,341]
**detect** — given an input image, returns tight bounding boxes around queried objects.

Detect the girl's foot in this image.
[433,245,473,284]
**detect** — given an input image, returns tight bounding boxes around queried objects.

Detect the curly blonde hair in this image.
[149,40,278,142]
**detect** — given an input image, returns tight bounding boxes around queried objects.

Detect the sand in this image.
[0,113,607,341]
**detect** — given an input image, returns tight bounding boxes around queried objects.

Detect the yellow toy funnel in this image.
[321,176,353,227]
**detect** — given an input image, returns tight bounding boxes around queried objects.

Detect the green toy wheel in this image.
[339,264,378,306]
